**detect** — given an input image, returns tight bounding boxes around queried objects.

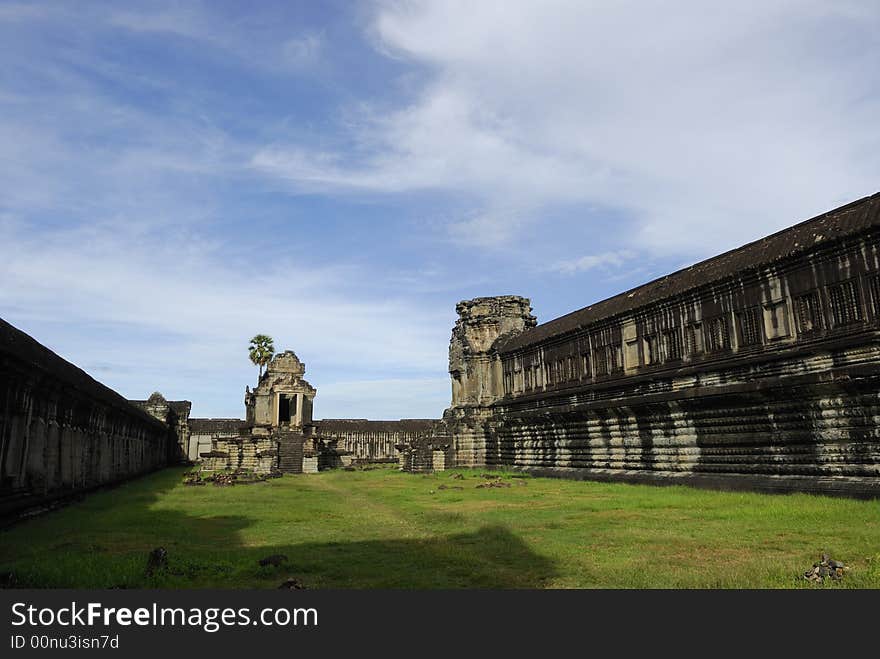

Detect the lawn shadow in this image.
[249,525,556,589]
[1,468,557,589]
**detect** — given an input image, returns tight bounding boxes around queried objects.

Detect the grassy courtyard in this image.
[2,465,879,588]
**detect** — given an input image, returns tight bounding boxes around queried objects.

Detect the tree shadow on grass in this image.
[0,468,557,589]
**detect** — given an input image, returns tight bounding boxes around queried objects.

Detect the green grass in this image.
[2,465,879,588]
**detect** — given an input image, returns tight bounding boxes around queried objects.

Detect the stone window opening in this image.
[581,352,591,379]
[664,328,682,361]
[738,306,763,347]
[662,329,681,361]
[684,322,703,356]
[828,279,863,327]
[609,344,623,373]
[794,291,822,333]
[502,365,513,395]
[705,316,729,352]
[868,273,880,317]
[643,334,659,365]
[278,394,297,424]
[593,347,609,376]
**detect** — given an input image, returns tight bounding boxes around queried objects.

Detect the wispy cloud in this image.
[253,1,880,254]
[0,219,451,417]
[107,3,326,75]
[548,250,635,276]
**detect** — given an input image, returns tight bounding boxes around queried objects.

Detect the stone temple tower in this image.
[445,296,536,466]
[246,350,316,436]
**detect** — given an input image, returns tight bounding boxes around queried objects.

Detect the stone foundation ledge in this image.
[509,466,880,499]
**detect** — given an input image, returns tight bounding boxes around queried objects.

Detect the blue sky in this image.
[2,1,879,419]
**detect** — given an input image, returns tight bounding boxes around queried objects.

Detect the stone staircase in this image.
[276,431,304,474]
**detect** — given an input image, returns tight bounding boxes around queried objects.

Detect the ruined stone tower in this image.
[445,296,536,466]
[246,350,316,435]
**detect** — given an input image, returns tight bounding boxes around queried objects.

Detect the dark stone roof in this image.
[167,401,192,415]
[315,419,437,432]
[0,317,164,428]
[130,398,192,417]
[501,192,880,352]
[188,418,246,434]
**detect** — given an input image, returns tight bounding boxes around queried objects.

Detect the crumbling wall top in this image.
[267,350,305,376]
[455,296,536,325]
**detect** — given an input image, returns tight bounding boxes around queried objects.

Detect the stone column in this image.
[294,393,303,428]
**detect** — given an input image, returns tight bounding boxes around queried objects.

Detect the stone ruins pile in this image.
[803,554,847,583]
[183,469,281,487]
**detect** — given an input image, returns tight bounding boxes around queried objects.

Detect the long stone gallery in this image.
[2,192,880,516]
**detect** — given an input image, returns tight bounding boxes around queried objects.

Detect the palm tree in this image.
[248,334,275,381]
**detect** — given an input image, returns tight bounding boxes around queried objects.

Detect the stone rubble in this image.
[184,469,281,487]
[476,479,511,489]
[803,554,848,583]
[278,578,306,590]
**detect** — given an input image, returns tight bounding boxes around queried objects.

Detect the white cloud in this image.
[107,4,325,75]
[282,32,323,68]
[549,250,635,276]
[0,219,452,418]
[107,7,213,41]
[254,0,880,255]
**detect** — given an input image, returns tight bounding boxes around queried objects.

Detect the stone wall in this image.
[199,435,277,474]
[188,418,244,462]
[131,393,191,462]
[314,419,438,462]
[394,424,451,473]
[445,193,880,497]
[0,318,174,516]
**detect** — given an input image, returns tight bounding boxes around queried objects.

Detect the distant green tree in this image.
[248,334,275,380]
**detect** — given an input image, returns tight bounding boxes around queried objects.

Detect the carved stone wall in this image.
[0,318,173,516]
[130,393,191,462]
[199,435,277,474]
[445,193,880,497]
[395,423,451,473]
[314,419,437,462]
[188,418,244,462]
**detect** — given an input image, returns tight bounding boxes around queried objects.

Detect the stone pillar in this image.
[446,296,536,467]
